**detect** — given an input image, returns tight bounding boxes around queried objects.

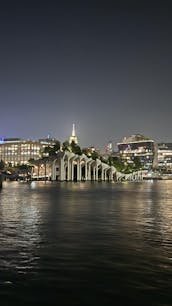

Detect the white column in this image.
[67,159,70,181]
[88,163,91,180]
[77,160,81,181]
[101,167,104,181]
[104,169,107,181]
[71,161,74,181]
[60,159,65,181]
[85,162,88,180]
[51,163,55,180]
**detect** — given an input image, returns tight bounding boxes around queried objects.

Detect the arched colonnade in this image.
[51,151,116,181]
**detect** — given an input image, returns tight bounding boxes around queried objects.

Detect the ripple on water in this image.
[0,181,172,306]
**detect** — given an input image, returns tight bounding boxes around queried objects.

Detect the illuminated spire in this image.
[72,123,76,137]
[69,123,78,144]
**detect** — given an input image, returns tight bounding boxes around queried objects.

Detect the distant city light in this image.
[0,137,5,144]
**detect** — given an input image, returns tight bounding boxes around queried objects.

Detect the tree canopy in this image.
[43,140,61,156]
[70,141,82,155]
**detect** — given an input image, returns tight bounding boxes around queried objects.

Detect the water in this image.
[0,181,172,306]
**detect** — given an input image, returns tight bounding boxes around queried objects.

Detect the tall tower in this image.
[69,123,78,144]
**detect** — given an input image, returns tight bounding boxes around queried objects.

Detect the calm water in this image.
[0,181,172,306]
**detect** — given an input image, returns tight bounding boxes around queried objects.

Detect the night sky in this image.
[0,0,172,149]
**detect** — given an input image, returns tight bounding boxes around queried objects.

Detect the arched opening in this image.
[81,165,85,180]
[98,167,102,181]
[65,165,68,181]
[73,164,77,181]
[64,155,69,181]
[106,169,111,181]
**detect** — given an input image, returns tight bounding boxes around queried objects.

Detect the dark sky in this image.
[0,0,172,149]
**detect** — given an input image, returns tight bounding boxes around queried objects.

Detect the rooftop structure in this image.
[122,134,151,143]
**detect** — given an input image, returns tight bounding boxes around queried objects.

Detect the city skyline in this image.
[1,125,171,150]
[0,1,172,148]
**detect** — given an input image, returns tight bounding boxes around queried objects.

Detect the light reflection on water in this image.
[0,182,41,274]
[0,180,172,306]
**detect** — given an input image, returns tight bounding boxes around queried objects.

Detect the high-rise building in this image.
[69,124,78,144]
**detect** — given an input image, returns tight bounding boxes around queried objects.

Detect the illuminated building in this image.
[117,134,156,169]
[158,143,172,170]
[0,138,56,166]
[69,123,78,144]
[105,141,113,154]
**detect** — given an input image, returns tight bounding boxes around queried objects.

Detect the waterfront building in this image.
[158,143,172,170]
[69,124,78,144]
[117,134,156,169]
[0,137,56,166]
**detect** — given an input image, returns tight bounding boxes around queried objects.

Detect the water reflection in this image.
[131,182,172,252]
[0,182,42,275]
[0,180,172,306]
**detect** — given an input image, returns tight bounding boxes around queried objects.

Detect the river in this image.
[0,180,172,305]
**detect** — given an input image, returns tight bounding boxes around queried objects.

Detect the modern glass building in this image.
[117,134,156,169]
[158,143,172,170]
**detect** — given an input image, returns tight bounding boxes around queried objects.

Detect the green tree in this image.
[62,140,70,152]
[43,146,52,156]
[133,156,142,170]
[109,156,125,172]
[70,141,82,155]
[91,151,99,160]
[43,140,61,156]
[53,140,60,153]
[82,148,92,157]
[28,158,36,165]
